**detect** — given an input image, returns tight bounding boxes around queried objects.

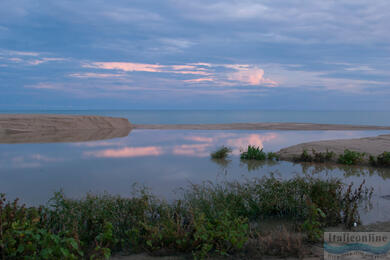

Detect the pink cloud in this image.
[172,144,211,157]
[228,68,278,86]
[86,62,164,72]
[86,146,163,158]
[184,136,214,142]
[184,78,214,83]
[80,61,278,89]
[227,133,278,154]
[86,62,210,76]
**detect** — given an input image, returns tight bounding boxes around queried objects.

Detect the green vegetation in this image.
[267,152,280,161]
[294,149,335,163]
[369,152,390,167]
[210,146,232,159]
[338,149,365,165]
[240,145,267,160]
[0,176,373,259]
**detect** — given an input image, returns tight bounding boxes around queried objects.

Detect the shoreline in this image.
[133,122,390,130]
[277,134,390,162]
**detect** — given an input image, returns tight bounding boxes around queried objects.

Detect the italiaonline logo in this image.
[324,232,390,259]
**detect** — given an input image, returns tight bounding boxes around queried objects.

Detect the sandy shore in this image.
[133,122,390,130]
[278,134,390,161]
[0,114,131,132]
[0,114,132,143]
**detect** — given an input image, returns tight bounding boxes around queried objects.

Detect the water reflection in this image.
[0,129,389,224]
[0,128,131,144]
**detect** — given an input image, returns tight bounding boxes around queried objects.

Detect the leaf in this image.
[60,247,70,257]
[70,239,79,250]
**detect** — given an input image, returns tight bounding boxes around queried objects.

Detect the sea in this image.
[1,110,390,224]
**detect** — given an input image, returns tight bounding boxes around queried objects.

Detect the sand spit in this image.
[133,122,390,131]
[278,134,390,161]
[0,114,131,132]
[0,114,132,143]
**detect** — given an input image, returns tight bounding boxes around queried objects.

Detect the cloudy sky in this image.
[0,0,389,110]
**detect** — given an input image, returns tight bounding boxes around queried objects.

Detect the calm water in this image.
[1,128,390,225]
[2,110,390,125]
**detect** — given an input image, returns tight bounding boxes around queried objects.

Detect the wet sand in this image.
[278,134,390,161]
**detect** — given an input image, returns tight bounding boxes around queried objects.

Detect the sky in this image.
[0,0,389,110]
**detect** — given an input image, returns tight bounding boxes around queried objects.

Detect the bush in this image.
[267,152,280,161]
[369,152,390,167]
[0,194,84,260]
[0,176,374,258]
[294,149,334,163]
[210,146,232,159]
[240,146,267,160]
[338,149,365,165]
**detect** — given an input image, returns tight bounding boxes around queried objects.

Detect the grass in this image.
[210,146,232,159]
[0,176,373,259]
[338,149,365,165]
[240,145,267,160]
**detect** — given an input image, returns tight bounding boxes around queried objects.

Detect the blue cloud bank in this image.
[0,0,389,110]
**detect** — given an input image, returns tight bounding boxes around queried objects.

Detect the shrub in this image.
[193,210,248,258]
[210,146,232,159]
[294,149,335,163]
[0,176,374,258]
[338,149,365,165]
[369,152,390,167]
[294,149,313,162]
[0,194,84,260]
[267,152,280,161]
[240,146,267,160]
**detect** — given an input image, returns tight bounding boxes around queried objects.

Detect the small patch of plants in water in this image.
[210,146,232,159]
[338,149,365,165]
[294,149,335,163]
[240,145,267,160]
[267,152,280,161]
[369,151,390,167]
[0,176,373,259]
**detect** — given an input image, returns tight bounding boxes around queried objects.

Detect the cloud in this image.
[0,50,65,66]
[84,61,277,87]
[172,144,211,157]
[85,146,163,158]
[227,68,278,86]
[69,72,125,78]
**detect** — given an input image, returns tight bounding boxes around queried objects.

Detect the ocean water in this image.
[1,110,390,125]
[1,110,390,224]
[1,129,390,224]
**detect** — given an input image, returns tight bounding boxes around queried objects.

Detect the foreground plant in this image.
[0,176,373,258]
